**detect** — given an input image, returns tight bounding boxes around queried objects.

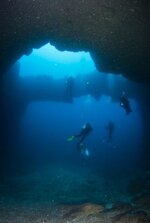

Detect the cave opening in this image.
[19,43,96,79]
[1,42,143,173]
[0,40,149,219]
[0,0,150,219]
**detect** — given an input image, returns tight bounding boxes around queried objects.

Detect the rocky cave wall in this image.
[0,0,150,82]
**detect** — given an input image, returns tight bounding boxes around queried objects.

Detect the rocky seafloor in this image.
[0,165,150,223]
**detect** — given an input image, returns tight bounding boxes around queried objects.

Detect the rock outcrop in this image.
[0,0,150,82]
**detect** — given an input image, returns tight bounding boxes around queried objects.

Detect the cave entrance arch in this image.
[0,42,148,173]
[19,43,96,79]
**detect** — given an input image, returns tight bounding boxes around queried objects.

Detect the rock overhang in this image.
[0,0,150,82]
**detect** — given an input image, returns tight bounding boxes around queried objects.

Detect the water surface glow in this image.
[19,43,96,79]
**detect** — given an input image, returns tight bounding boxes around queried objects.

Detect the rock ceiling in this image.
[0,0,150,82]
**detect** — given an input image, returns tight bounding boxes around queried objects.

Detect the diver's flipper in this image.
[67,135,75,142]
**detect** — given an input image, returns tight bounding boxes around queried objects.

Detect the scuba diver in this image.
[67,123,93,154]
[120,93,132,115]
[106,121,115,142]
[65,76,74,102]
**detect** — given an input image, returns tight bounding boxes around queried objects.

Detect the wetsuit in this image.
[120,96,132,115]
[75,123,93,152]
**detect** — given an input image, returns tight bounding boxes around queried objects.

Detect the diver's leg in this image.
[76,135,86,153]
[79,134,86,143]
[76,141,84,153]
[126,106,132,114]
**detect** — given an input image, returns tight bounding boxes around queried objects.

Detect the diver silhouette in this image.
[65,76,74,102]
[120,93,132,115]
[106,121,115,142]
[67,123,93,153]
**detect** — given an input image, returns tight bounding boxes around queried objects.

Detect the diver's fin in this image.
[67,135,75,142]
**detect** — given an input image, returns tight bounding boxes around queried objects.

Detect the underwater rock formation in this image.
[132,193,150,208]
[112,210,148,223]
[0,202,149,223]
[0,0,150,82]
[0,165,150,222]
[62,203,104,221]
[111,202,132,214]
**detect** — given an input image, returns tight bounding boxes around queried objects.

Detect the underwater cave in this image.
[0,0,150,222]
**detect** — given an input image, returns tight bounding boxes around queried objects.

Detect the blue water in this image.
[1,43,145,208]
[21,96,142,172]
[19,43,96,79]
[18,43,143,174]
